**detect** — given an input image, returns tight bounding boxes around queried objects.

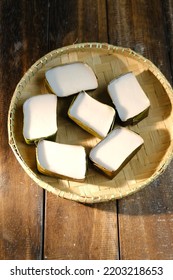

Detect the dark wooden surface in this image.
[0,0,173,260]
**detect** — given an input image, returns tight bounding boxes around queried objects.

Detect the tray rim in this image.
[8,42,173,203]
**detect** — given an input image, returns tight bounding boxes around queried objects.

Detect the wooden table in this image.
[1,0,173,260]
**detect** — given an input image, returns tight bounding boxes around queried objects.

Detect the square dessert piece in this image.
[68,91,116,139]
[108,72,150,125]
[23,94,57,144]
[36,140,86,182]
[45,62,98,97]
[89,127,144,178]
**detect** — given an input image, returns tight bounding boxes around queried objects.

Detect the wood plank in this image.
[107,0,172,83]
[44,193,118,260]
[162,0,173,84]
[44,0,119,260]
[0,0,49,259]
[48,0,108,48]
[107,0,173,259]
[119,162,173,259]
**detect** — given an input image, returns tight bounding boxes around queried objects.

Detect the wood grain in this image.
[48,0,108,49]
[0,0,48,259]
[162,0,173,84]
[44,193,118,260]
[107,0,172,83]
[107,0,173,259]
[1,0,173,260]
[43,0,119,260]
[119,162,173,259]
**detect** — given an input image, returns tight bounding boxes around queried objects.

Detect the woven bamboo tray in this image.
[8,43,173,203]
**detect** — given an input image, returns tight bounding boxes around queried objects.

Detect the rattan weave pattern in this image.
[8,43,173,203]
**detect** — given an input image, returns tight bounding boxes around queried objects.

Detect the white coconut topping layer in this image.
[45,62,98,97]
[89,127,144,172]
[68,91,115,138]
[108,72,150,122]
[37,140,86,180]
[23,94,57,141]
